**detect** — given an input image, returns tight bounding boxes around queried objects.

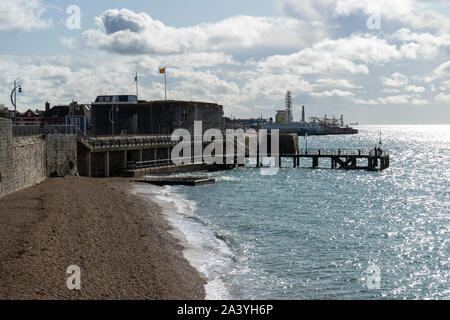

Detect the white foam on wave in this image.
[216,176,240,182]
[132,183,233,300]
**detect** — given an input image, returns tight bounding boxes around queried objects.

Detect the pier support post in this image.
[368,157,375,171]
[313,156,318,168]
[123,150,128,170]
[256,143,260,168]
[139,148,143,162]
[87,152,91,177]
[105,152,110,177]
[167,147,171,165]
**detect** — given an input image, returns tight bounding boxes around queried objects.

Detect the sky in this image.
[0,0,449,124]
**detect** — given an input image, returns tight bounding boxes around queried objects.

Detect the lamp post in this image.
[10,80,22,125]
[109,105,119,137]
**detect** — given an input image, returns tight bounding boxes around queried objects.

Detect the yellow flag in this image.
[159,68,166,74]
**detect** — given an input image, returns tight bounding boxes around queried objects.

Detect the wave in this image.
[132,183,233,300]
[216,176,241,182]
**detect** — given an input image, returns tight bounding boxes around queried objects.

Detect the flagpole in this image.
[164,68,167,101]
[135,72,139,100]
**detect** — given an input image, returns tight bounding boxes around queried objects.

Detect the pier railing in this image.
[12,125,41,137]
[12,125,78,137]
[130,155,205,170]
[82,135,212,150]
[295,148,389,156]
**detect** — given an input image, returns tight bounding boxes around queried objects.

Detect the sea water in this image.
[135,125,449,299]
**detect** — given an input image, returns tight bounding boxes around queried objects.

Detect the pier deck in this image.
[280,148,389,171]
[78,134,389,177]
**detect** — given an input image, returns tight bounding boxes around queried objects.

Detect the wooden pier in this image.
[77,133,389,177]
[279,148,389,171]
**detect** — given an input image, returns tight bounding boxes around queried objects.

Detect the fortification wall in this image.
[0,119,47,198]
[46,134,77,176]
[0,119,77,198]
[0,118,13,197]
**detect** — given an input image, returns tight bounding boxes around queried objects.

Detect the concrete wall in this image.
[0,118,13,197]
[0,118,47,198]
[46,134,77,177]
[0,119,78,198]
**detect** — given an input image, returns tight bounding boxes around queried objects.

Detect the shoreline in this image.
[131,182,234,300]
[0,176,206,300]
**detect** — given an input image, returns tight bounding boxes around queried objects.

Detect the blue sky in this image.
[0,0,449,124]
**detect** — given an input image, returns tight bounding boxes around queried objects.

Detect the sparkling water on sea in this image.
[142,125,450,299]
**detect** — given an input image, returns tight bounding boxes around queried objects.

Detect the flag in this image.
[159,67,166,74]
[135,73,138,82]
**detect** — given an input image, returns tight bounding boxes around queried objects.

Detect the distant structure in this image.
[223,117,268,130]
[43,101,91,134]
[301,106,305,123]
[90,95,223,136]
[0,104,14,120]
[285,91,293,123]
[275,110,288,123]
[16,109,42,126]
[262,95,358,136]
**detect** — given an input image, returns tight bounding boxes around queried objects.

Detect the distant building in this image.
[43,101,91,134]
[224,117,268,130]
[275,110,288,123]
[90,96,223,136]
[16,109,42,126]
[0,104,13,119]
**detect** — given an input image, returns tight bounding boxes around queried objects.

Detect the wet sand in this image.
[0,176,206,300]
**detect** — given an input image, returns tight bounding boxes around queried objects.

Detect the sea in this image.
[133,125,449,300]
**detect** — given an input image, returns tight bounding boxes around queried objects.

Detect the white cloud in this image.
[351,97,377,105]
[378,94,410,104]
[242,73,313,101]
[354,94,413,105]
[0,0,52,31]
[439,80,450,90]
[424,61,450,82]
[392,29,450,60]
[311,89,354,97]
[404,85,425,93]
[60,37,77,49]
[434,93,450,104]
[382,88,400,94]
[258,34,404,76]
[411,98,428,105]
[279,0,450,33]
[82,9,324,54]
[381,73,408,87]
[314,78,360,89]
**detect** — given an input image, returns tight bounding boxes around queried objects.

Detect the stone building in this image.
[90,96,224,136]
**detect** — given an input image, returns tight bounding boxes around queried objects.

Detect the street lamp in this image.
[10,80,22,125]
[109,105,119,137]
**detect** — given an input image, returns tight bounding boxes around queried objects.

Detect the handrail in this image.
[84,136,226,149]
[296,148,389,156]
